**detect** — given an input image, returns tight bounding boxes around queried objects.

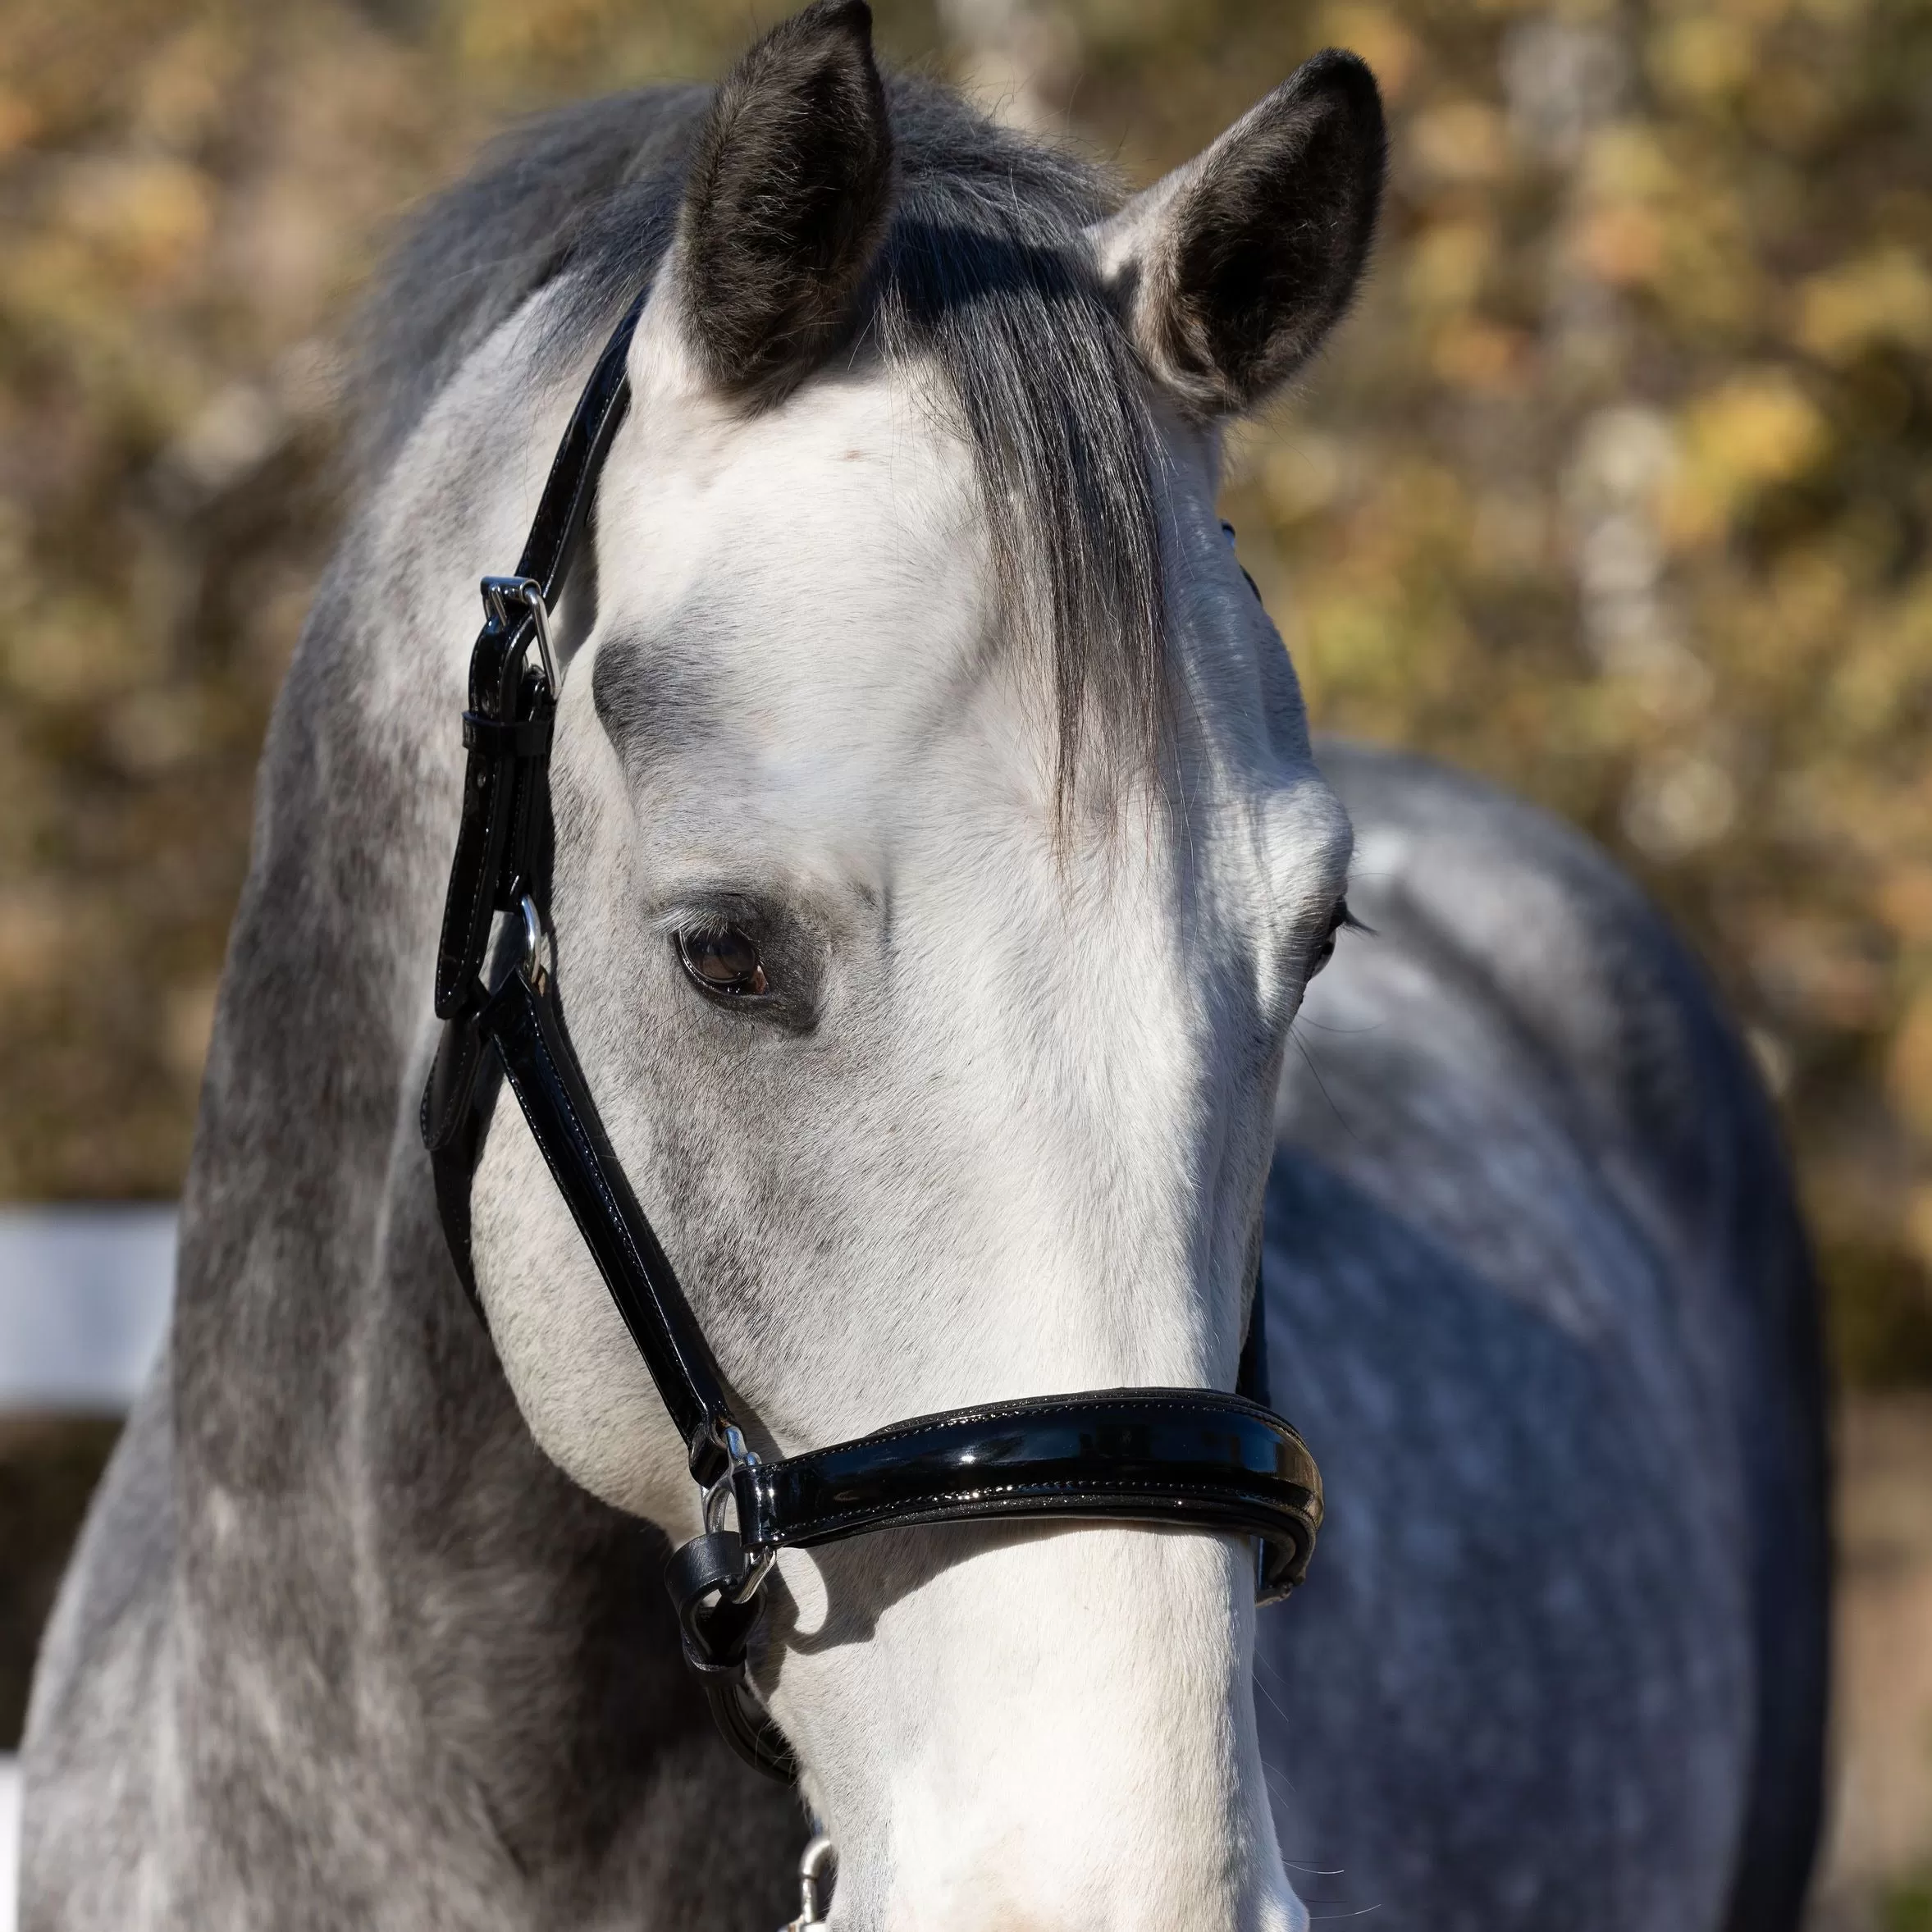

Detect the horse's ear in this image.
[1089,50,1385,418]
[675,0,894,406]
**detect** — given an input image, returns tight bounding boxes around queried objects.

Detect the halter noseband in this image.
[419,295,1322,1783]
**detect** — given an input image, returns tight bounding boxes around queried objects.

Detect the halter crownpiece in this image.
[420,294,1323,1784]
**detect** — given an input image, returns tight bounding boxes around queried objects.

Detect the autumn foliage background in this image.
[2,0,1931,1400]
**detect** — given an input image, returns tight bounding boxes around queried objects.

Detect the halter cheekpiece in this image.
[420,293,1323,1783]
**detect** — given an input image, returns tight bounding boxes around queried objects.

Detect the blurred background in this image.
[0,0,1929,1921]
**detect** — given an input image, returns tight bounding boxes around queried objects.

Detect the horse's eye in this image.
[678,926,768,997]
[1309,899,1350,980]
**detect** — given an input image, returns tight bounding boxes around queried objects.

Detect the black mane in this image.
[356,75,1165,791]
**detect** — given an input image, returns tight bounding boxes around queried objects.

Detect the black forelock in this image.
[354,72,1166,802]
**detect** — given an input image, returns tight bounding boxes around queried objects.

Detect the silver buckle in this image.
[482,575,558,694]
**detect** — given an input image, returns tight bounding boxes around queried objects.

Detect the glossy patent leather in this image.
[739,1390,1320,1597]
[421,295,1324,1783]
[484,966,738,1477]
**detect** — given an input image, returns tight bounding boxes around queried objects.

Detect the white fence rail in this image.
[0,1206,176,1412]
[1,1204,177,1931]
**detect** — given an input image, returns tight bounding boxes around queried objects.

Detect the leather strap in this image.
[665,1533,799,1781]
[432,292,646,1021]
[481,967,736,1484]
[512,293,648,609]
[733,1388,1319,1602]
[422,293,647,1318]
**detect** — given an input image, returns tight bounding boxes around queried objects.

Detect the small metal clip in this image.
[782,1834,835,1931]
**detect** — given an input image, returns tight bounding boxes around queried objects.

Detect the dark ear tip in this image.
[1290,48,1385,125]
[1298,48,1375,107]
[793,0,875,43]
[748,0,879,74]
[1302,46,1380,89]
[1267,48,1386,183]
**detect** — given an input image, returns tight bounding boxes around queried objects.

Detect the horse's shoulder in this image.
[1275,746,1827,1932]
[1313,736,1763,1210]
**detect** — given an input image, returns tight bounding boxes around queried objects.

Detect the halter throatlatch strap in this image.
[421,295,1323,1785]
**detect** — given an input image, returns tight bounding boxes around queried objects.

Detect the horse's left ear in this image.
[1089,50,1385,418]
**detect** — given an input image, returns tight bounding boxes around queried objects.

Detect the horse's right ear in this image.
[1089,50,1385,418]
[674,0,894,408]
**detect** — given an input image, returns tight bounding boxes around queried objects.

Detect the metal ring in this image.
[792,1834,836,1927]
[702,1423,759,1536]
[700,1424,777,1607]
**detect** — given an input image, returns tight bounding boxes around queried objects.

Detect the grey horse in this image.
[21,4,1825,1928]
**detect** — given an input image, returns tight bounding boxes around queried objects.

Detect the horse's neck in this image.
[172,304,568,1488]
[150,285,802,1911]
[166,304,667,1809]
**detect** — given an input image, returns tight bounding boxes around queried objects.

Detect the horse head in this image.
[465,6,1383,1922]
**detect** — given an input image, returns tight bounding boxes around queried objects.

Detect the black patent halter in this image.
[420,295,1322,1783]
